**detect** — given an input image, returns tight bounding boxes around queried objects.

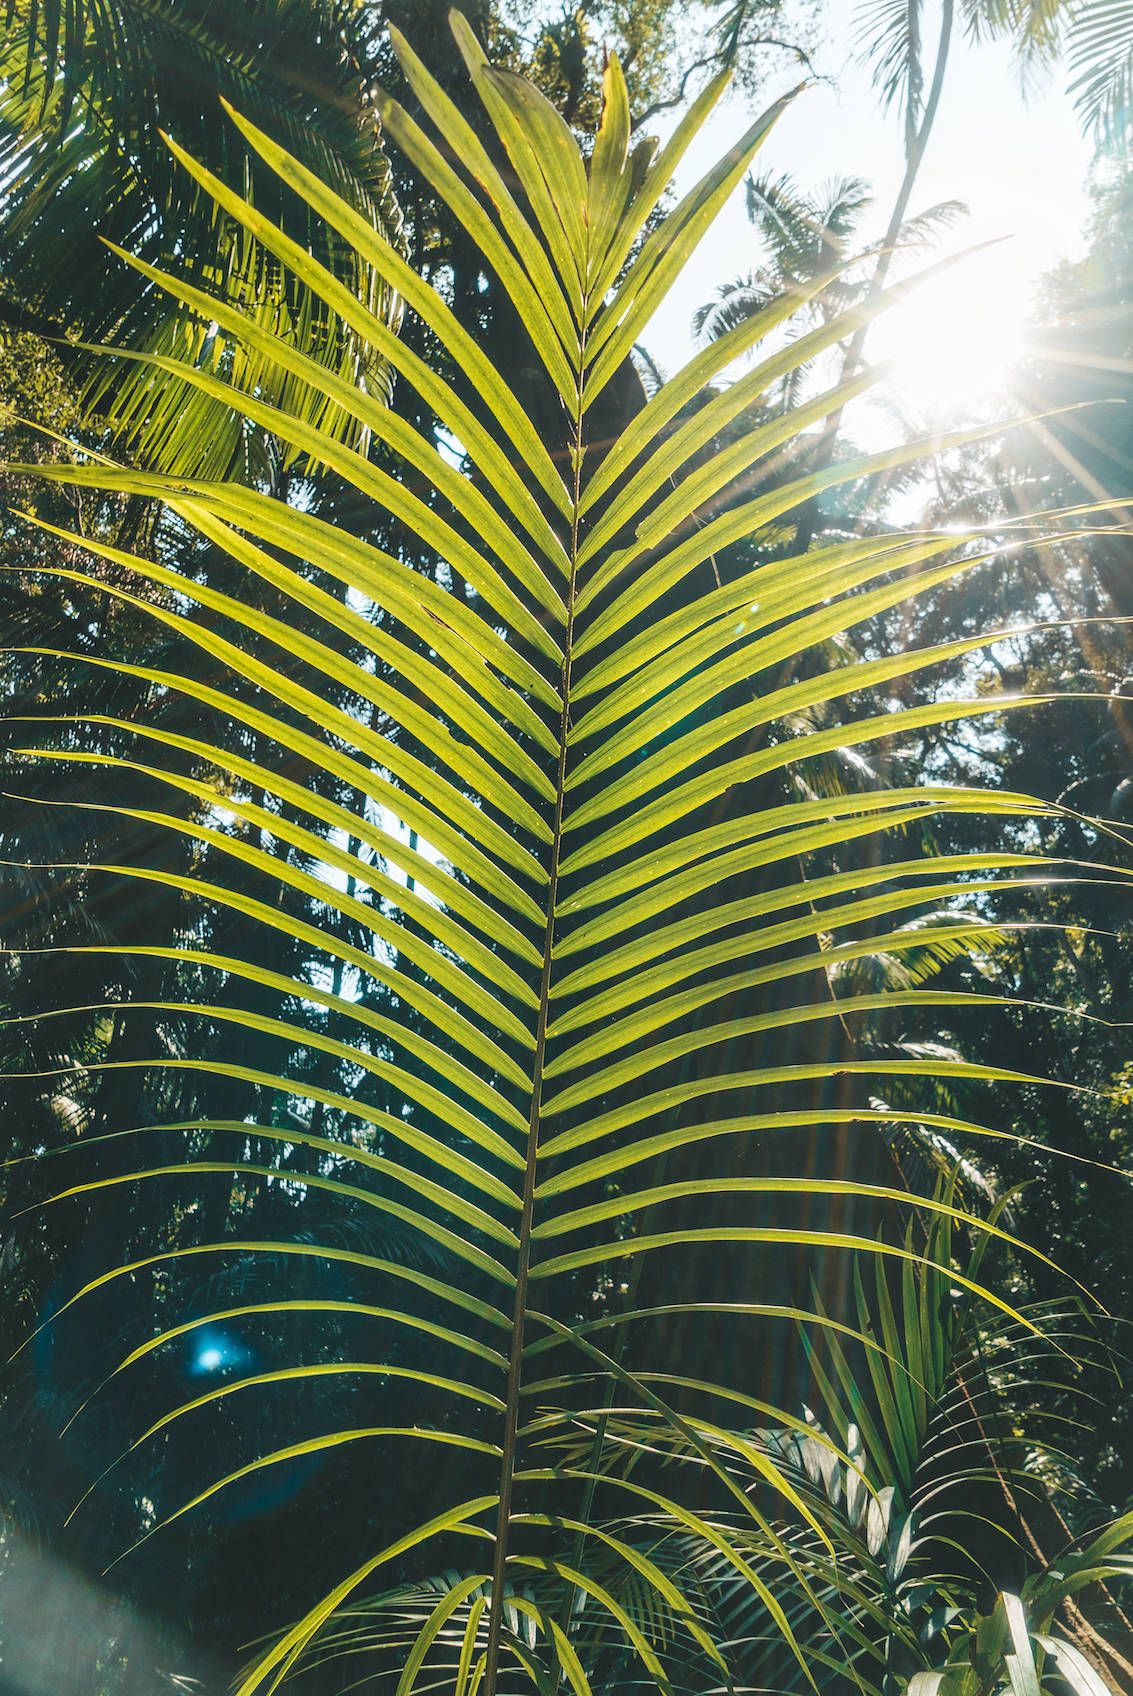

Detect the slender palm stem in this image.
[793,0,954,554]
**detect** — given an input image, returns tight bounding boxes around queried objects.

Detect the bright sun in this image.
[869,262,1026,421]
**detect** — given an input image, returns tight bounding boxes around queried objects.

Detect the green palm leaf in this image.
[4,20,1113,1694]
[0,0,404,478]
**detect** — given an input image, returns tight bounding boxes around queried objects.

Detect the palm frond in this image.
[4,20,1126,1695]
[0,0,403,477]
[1065,0,1133,140]
[856,0,925,145]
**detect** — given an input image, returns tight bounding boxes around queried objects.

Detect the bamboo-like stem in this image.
[793,0,955,555]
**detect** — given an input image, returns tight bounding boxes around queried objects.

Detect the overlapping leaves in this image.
[3,17,1116,1694]
[0,0,404,478]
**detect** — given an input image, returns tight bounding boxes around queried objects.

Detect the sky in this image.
[642,0,1097,431]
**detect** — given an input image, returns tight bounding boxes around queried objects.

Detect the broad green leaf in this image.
[1032,1635,1116,1696]
[1002,1594,1043,1696]
[907,1674,961,1695]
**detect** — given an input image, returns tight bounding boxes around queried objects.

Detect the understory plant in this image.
[3,15,1131,1694]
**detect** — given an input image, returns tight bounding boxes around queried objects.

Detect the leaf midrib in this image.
[483,265,591,1692]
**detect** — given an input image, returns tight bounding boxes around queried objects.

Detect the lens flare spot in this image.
[188,1329,250,1377]
[873,261,1025,421]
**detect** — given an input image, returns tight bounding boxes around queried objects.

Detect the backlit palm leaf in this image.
[4,18,1112,1693]
[0,0,403,478]
[634,1197,1132,1693]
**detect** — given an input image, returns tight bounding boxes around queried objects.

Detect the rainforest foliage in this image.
[0,3,1132,1694]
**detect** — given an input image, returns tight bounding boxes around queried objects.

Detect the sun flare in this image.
[871,264,1026,420]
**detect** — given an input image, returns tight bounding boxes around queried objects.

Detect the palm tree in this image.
[4,17,1132,1694]
[854,0,1131,267]
[0,0,404,481]
[692,172,874,362]
[1065,1,1133,139]
[691,169,965,404]
[782,0,1131,556]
